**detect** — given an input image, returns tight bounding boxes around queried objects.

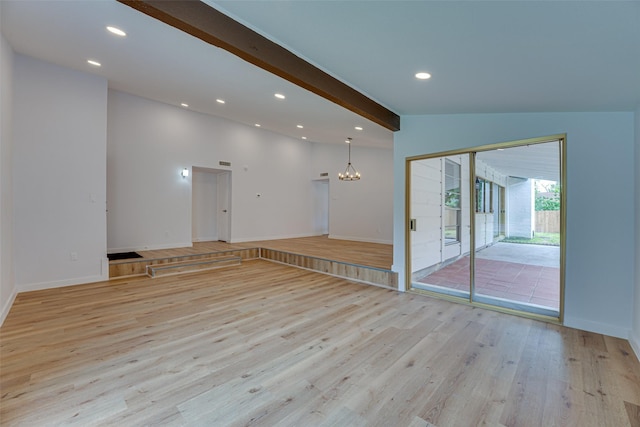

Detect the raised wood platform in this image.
[109,237,397,289]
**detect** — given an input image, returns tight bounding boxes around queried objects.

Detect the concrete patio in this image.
[416,242,561,311]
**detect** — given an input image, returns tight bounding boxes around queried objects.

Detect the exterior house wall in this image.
[475,159,507,248]
[410,158,443,274]
[409,155,510,277]
[507,177,534,238]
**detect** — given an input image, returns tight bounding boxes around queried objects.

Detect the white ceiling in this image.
[2,1,639,154]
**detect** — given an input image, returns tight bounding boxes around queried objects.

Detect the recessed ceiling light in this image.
[87,59,101,67]
[255,124,261,127]
[216,99,225,104]
[415,72,432,80]
[274,93,285,100]
[181,103,189,108]
[302,136,307,140]
[297,124,304,129]
[355,126,363,131]
[106,26,126,37]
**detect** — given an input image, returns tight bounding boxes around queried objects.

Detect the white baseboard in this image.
[0,286,17,327]
[563,316,629,340]
[328,234,393,245]
[192,237,218,243]
[108,242,192,254]
[18,273,107,293]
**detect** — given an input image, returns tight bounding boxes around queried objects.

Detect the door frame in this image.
[191,166,232,243]
[405,134,566,324]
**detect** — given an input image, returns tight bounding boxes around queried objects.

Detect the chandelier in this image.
[338,138,361,181]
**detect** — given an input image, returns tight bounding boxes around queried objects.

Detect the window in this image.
[475,178,492,213]
[444,159,461,243]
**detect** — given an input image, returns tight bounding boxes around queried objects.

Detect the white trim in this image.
[564,316,629,340]
[18,274,107,293]
[328,234,393,245]
[0,287,17,327]
[107,242,192,254]
[192,237,218,243]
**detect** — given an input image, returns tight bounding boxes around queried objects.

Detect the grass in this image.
[502,232,560,246]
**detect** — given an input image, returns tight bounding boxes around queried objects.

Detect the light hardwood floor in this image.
[136,236,393,270]
[1,260,639,426]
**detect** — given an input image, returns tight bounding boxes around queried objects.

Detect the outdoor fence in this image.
[535,210,560,233]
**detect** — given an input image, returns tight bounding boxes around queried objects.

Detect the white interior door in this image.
[192,169,218,242]
[217,171,231,242]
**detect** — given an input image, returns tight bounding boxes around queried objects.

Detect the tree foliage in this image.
[535,182,560,211]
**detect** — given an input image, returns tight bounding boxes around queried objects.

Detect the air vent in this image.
[320,172,329,177]
[219,161,231,167]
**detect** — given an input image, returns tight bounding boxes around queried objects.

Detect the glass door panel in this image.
[410,154,471,299]
[473,142,561,316]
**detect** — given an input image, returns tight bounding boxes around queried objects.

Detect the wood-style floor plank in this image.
[133,235,393,270]
[1,260,639,426]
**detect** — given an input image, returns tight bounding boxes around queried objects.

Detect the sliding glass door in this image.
[407,136,564,320]
[410,155,471,299]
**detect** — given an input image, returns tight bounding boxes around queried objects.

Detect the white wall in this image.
[310,142,393,244]
[632,106,640,359]
[394,112,635,339]
[0,30,16,325]
[13,54,108,291]
[107,90,317,250]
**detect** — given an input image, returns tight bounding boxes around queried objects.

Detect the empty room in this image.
[1,1,639,426]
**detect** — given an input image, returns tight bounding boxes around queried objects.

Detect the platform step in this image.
[259,249,398,289]
[146,256,242,278]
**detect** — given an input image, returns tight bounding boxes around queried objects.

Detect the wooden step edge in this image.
[146,256,242,278]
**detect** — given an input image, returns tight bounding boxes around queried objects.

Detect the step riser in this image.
[109,248,258,278]
[147,258,241,278]
[259,249,398,289]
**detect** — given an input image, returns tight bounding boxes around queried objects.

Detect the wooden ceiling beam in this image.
[116,0,400,131]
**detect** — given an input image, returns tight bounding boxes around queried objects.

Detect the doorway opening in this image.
[312,179,329,236]
[192,167,231,243]
[407,136,565,321]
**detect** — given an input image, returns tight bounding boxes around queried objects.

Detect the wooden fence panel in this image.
[535,210,560,233]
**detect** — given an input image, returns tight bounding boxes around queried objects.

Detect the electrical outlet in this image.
[70,252,78,261]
